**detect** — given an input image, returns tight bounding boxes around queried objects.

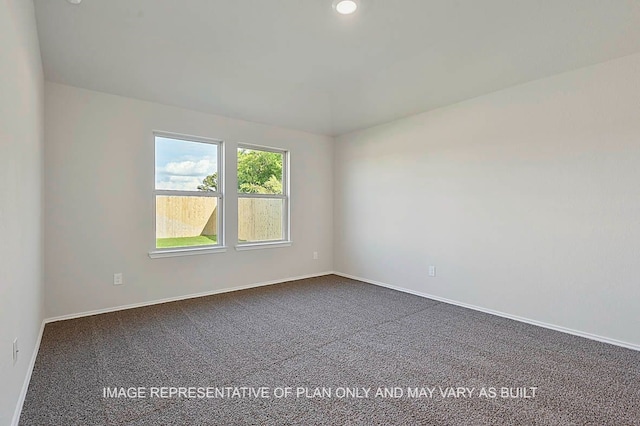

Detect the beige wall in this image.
[0,0,45,424]
[44,82,334,318]
[334,53,640,347]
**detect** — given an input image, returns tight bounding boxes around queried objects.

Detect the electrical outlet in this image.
[313,251,319,260]
[428,266,436,277]
[12,338,18,365]
[113,273,123,285]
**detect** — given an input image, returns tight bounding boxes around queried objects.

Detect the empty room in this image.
[2,0,640,424]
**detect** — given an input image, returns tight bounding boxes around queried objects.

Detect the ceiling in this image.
[34,0,640,136]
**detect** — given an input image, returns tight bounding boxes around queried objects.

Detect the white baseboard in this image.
[332,271,640,352]
[12,320,46,426]
[45,271,334,324]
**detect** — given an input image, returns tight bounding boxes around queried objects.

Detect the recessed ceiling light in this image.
[67,0,82,4]
[334,0,358,15]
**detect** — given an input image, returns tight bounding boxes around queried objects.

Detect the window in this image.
[152,133,224,255]
[237,145,289,247]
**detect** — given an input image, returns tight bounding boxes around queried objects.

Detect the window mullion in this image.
[237,193,286,199]
[155,190,220,197]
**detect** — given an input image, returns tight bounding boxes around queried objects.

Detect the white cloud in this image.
[169,176,198,182]
[156,176,203,191]
[156,156,217,190]
[163,159,215,176]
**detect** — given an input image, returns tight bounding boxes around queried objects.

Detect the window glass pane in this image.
[156,137,218,191]
[238,198,283,242]
[237,148,283,194]
[156,195,218,248]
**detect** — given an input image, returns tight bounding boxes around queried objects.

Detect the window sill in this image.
[235,241,292,251]
[148,246,227,259]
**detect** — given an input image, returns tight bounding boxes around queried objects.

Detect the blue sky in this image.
[155,137,218,191]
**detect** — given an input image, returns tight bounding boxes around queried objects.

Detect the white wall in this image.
[334,53,640,347]
[0,0,45,424]
[44,83,333,318]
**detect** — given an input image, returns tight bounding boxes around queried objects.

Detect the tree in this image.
[197,150,282,194]
[239,175,282,194]
[237,149,282,194]
[197,172,217,191]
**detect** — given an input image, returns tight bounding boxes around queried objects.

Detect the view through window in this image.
[154,134,222,249]
[237,146,288,244]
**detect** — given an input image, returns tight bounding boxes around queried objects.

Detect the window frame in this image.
[235,143,291,250]
[149,131,226,259]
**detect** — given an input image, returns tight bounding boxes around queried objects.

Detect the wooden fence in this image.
[156,196,217,238]
[238,198,282,241]
[156,196,282,241]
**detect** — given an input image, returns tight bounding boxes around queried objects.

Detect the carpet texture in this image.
[20,275,640,425]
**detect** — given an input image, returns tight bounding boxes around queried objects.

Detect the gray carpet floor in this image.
[20,275,640,425]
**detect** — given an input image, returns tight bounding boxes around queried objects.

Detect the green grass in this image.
[156,235,217,248]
